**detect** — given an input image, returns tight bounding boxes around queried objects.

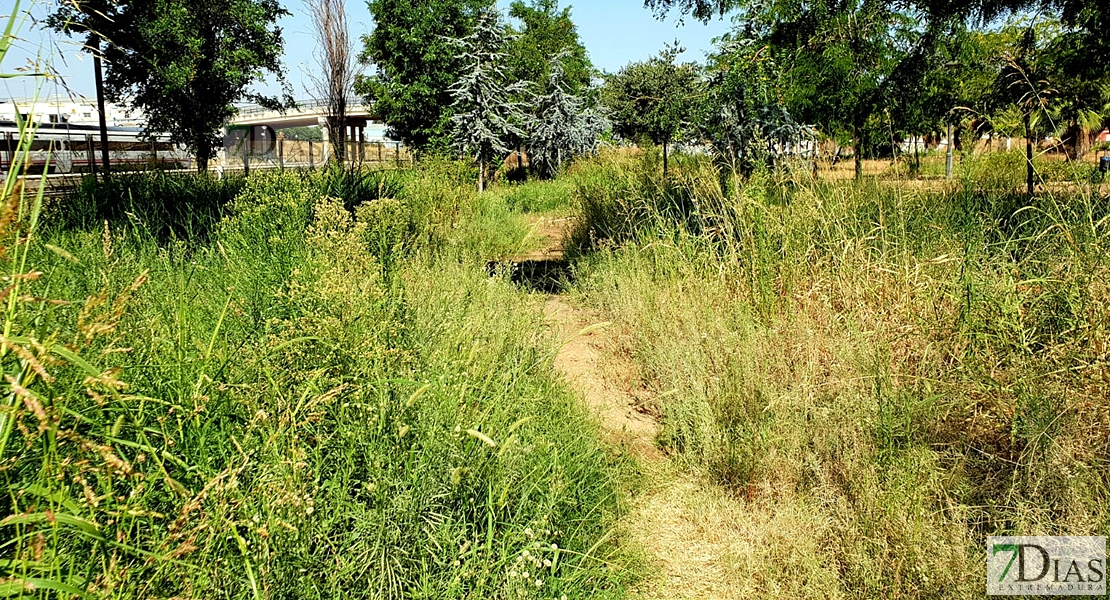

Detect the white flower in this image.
[551,543,558,551]
[524,527,534,538]
[535,579,543,587]
[543,558,552,568]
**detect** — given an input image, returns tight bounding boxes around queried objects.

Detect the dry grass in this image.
[569,150,1110,598]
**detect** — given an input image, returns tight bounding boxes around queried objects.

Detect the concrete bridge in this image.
[227,97,391,165]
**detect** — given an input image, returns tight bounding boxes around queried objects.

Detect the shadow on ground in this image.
[486,259,574,294]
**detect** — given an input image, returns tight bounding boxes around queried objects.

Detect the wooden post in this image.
[377,141,382,163]
[395,142,400,168]
[278,136,284,171]
[309,141,315,168]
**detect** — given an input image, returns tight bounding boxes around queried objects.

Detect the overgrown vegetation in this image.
[569,149,1110,597]
[1,161,632,597]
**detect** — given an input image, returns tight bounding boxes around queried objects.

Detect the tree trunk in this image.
[197,137,211,173]
[853,124,863,181]
[478,157,485,193]
[662,139,669,178]
[1025,113,1034,199]
[913,135,920,175]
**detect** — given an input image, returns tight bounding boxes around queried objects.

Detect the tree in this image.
[306,0,359,164]
[448,5,527,192]
[505,0,592,95]
[699,36,814,185]
[526,53,609,178]
[49,0,291,172]
[755,1,908,179]
[602,45,700,177]
[990,19,1061,198]
[358,0,489,152]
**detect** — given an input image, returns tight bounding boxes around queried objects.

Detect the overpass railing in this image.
[234,97,367,117]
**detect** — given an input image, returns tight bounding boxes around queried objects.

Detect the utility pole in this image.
[93,39,111,176]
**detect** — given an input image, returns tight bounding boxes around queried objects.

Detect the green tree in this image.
[602,44,700,177]
[745,0,908,179]
[991,21,1056,198]
[358,0,489,152]
[505,0,592,95]
[526,53,609,178]
[49,0,291,172]
[448,5,526,192]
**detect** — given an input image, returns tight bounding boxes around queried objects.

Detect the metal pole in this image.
[86,134,97,176]
[93,42,111,175]
[946,122,954,180]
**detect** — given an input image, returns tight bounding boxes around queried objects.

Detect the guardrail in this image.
[234,97,368,117]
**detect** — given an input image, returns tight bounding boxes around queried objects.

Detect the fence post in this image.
[3,132,13,173]
[309,141,314,168]
[278,137,284,171]
[395,142,400,168]
[377,141,382,163]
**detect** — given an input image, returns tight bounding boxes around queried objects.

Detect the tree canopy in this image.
[448,5,527,192]
[49,0,291,172]
[358,0,489,152]
[505,0,593,95]
[602,44,701,176]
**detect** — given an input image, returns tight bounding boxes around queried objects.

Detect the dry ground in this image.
[523,216,757,600]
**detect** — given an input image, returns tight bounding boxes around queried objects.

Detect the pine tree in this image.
[526,53,609,178]
[449,5,527,192]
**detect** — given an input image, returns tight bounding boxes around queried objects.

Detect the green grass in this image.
[1,165,632,598]
[567,149,1110,598]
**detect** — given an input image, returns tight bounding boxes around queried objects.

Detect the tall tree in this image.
[991,19,1059,198]
[306,0,359,164]
[448,5,527,192]
[700,36,813,184]
[750,0,908,179]
[602,44,700,177]
[526,53,609,178]
[505,0,592,95]
[358,0,488,152]
[49,0,291,172]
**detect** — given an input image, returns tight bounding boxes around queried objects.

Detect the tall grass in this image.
[570,149,1110,597]
[3,142,632,598]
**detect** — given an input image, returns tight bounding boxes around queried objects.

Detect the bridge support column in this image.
[319,116,331,165]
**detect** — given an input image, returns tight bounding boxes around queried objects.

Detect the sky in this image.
[3,0,733,102]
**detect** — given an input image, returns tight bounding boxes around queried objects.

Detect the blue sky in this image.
[3,0,732,101]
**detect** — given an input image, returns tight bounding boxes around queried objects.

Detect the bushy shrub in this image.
[48,171,246,243]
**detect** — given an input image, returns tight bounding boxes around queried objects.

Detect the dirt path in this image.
[524,216,750,600]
